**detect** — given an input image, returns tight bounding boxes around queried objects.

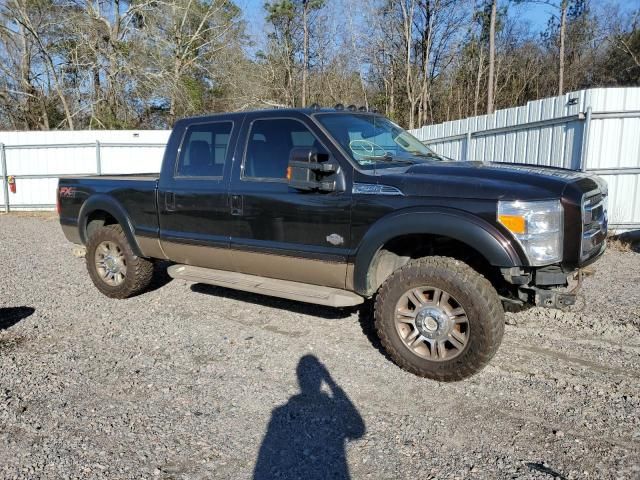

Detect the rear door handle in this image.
[165,192,176,211]
[230,194,243,216]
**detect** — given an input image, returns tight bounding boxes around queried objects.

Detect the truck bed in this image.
[76,173,159,181]
[58,174,159,246]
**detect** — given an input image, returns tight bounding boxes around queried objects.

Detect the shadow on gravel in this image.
[0,307,35,330]
[254,355,365,480]
[190,283,356,320]
[526,462,567,479]
[610,230,640,253]
[144,261,174,294]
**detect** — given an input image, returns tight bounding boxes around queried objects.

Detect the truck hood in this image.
[373,160,604,200]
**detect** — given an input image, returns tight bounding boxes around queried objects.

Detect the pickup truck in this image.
[58,107,608,381]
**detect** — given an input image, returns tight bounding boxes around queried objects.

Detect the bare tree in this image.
[399,0,418,128]
[139,0,244,125]
[344,0,369,108]
[0,7,50,130]
[515,0,582,96]
[7,0,76,129]
[0,0,637,131]
[487,0,496,114]
[474,43,484,116]
[558,0,567,94]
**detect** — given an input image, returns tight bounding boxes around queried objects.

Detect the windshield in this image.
[314,113,442,168]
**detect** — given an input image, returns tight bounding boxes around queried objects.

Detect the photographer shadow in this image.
[0,306,35,330]
[253,355,365,480]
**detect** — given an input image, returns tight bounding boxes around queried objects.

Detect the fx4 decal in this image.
[59,186,76,198]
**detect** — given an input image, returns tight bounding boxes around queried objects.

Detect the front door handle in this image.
[165,192,176,211]
[230,194,243,216]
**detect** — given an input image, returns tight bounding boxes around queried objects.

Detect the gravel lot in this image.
[1,213,639,479]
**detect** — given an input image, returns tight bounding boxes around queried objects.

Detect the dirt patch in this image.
[0,211,58,220]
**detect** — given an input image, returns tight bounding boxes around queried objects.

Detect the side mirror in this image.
[287,148,341,192]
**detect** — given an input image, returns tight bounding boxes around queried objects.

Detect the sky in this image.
[237,0,267,51]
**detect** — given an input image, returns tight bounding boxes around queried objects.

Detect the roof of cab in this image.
[176,107,382,125]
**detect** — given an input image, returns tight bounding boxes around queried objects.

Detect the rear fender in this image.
[78,195,143,257]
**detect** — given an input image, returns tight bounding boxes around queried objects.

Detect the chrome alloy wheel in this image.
[395,286,469,361]
[95,241,127,286]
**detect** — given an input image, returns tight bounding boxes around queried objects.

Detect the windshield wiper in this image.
[360,153,417,165]
[409,152,444,161]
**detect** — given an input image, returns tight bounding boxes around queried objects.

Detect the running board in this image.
[167,264,364,308]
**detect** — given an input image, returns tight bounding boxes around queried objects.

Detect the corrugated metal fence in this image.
[409,87,640,231]
[0,130,170,210]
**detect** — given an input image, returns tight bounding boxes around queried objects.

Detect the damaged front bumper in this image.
[522,283,580,309]
[501,266,585,310]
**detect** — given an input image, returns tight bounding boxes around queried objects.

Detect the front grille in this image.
[581,191,607,261]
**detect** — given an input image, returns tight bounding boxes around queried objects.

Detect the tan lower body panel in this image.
[160,241,349,289]
[168,264,363,307]
[61,224,81,244]
[136,235,168,260]
[230,248,347,289]
[346,263,356,291]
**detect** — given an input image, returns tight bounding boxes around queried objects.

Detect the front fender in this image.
[352,207,525,295]
[78,195,143,257]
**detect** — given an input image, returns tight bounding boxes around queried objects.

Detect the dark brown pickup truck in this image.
[58,107,608,381]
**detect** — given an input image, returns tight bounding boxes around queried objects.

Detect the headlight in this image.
[498,200,563,266]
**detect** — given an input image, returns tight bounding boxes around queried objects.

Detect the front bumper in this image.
[519,268,583,309]
[501,263,590,310]
[527,283,580,309]
[501,228,607,309]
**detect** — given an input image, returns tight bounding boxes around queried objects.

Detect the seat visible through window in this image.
[244,118,326,180]
[176,121,232,177]
[184,140,212,176]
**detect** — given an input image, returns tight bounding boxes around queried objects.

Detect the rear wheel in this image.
[86,224,154,299]
[374,256,504,381]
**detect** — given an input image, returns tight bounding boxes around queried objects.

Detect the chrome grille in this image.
[581,191,607,261]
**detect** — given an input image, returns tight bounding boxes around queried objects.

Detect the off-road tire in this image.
[374,256,504,381]
[86,224,154,299]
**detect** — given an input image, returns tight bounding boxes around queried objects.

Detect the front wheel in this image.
[86,224,154,299]
[374,256,504,381]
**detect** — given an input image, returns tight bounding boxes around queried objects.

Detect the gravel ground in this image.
[1,213,639,480]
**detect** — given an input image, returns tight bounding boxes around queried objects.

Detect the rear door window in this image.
[176,121,233,178]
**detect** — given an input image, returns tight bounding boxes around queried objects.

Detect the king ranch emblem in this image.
[326,233,344,246]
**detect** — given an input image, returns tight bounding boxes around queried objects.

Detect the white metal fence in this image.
[0,130,170,210]
[409,87,640,231]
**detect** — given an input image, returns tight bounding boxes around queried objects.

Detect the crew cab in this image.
[58,107,608,381]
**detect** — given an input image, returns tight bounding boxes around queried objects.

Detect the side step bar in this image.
[167,264,364,308]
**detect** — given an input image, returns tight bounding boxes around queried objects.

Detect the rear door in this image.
[158,117,240,269]
[228,112,352,288]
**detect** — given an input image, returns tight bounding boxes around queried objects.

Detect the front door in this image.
[228,113,352,288]
[158,118,239,270]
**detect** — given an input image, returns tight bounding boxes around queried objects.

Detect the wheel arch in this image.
[352,207,524,296]
[78,195,143,257]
